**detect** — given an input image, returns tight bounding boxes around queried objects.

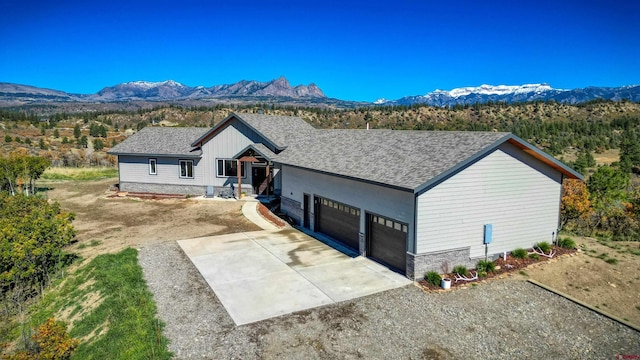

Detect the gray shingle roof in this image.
[272,129,510,191]
[108,127,209,157]
[192,113,315,150]
[234,113,315,149]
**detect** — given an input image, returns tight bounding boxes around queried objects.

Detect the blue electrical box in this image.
[484,224,493,244]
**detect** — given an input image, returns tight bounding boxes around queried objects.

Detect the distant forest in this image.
[1,99,640,175]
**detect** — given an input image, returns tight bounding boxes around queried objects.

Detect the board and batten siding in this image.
[118,155,204,185]
[415,142,563,258]
[281,165,416,252]
[200,119,268,187]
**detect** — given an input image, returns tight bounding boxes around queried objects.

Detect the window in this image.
[216,159,245,177]
[179,160,193,178]
[148,158,157,175]
[372,213,408,233]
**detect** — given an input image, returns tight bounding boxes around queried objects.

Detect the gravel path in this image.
[139,241,640,359]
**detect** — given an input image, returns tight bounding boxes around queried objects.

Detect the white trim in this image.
[148,158,157,175]
[216,158,246,178]
[179,159,194,179]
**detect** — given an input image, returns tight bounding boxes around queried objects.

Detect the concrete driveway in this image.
[177,229,411,325]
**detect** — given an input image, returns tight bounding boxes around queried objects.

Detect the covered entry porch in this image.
[233,144,279,199]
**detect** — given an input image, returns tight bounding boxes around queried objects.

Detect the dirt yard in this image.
[42,178,261,260]
[516,236,640,327]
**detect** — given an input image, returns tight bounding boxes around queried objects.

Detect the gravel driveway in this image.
[139,241,640,359]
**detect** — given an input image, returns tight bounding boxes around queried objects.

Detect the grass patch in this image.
[519,270,528,276]
[89,239,102,247]
[605,258,619,265]
[626,248,640,256]
[29,248,171,359]
[42,167,118,181]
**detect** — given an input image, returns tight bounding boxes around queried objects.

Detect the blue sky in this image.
[1,0,638,101]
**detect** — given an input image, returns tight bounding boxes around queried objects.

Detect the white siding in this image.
[281,165,416,251]
[415,142,562,257]
[200,119,266,187]
[118,155,204,185]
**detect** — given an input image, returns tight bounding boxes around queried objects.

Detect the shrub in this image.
[529,253,540,260]
[5,318,79,360]
[32,318,79,360]
[557,237,577,249]
[476,260,496,274]
[424,271,441,287]
[452,265,469,277]
[536,241,552,253]
[605,258,618,265]
[512,248,527,259]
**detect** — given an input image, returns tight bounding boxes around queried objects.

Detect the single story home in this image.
[109,112,582,279]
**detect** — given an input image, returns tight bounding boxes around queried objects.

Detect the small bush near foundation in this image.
[476,260,496,274]
[529,253,540,260]
[424,271,441,287]
[512,248,527,259]
[452,265,469,277]
[557,237,577,249]
[536,241,552,253]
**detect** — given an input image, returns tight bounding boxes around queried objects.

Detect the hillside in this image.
[1,100,640,169]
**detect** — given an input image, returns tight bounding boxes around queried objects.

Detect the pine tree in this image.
[73,124,81,139]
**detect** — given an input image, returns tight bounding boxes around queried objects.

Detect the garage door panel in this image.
[316,197,360,251]
[368,214,407,273]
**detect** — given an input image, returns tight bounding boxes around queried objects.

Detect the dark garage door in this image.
[367,214,407,273]
[315,196,360,251]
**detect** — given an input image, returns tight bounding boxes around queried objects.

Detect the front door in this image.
[252,167,267,195]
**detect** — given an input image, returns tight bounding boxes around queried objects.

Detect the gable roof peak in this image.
[191,112,315,150]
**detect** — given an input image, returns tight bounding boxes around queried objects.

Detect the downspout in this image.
[556,173,565,244]
[412,192,418,254]
[118,155,122,192]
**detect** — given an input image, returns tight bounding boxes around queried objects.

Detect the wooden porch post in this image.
[266,164,271,199]
[237,159,242,199]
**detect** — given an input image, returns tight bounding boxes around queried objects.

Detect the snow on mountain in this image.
[122,80,186,90]
[378,83,574,106]
[444,84,557,98]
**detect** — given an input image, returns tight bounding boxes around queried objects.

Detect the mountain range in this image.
[0,78,639,107]
[0,77,325,104]
[374,84,640,106]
